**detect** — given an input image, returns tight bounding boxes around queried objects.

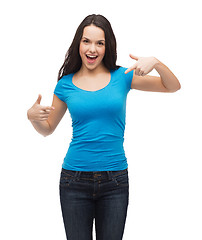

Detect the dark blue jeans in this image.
[59,168,129,240]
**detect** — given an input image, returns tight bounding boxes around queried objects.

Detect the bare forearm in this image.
[154,59,181,92]
[28,118,51,137]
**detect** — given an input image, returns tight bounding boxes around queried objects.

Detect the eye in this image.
[98,41,104,46]
[83,39,89,43]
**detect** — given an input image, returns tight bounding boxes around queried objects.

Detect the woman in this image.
[27,14,181,240]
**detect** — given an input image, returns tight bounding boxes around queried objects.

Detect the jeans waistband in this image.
[61,168,128,181]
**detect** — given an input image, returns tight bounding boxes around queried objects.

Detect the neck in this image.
[79,64,109,77]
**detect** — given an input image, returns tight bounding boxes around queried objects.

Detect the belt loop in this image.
[74,171,81,181]
[107,171,112,181]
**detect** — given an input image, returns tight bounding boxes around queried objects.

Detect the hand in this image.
[125,54,159,76]
[27,94,55,122]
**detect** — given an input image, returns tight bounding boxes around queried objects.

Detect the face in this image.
[79,25,106,72]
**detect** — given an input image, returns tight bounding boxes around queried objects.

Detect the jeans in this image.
[59,168,129,240]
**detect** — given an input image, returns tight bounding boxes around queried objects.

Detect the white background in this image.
[1,0,202,239]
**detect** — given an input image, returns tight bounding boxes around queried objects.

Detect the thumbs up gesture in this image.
[125,54,159,76]
[27,94,55,122]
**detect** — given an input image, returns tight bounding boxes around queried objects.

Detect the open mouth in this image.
[86,55,98,60]
[86,55,98,64]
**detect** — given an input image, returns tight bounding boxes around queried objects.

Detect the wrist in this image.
[153,57,160,68]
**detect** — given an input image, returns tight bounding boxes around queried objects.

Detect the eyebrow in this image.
[82,37,105,42]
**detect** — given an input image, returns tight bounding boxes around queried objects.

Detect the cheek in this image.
[99,47,105,58]
[79,44,86,56]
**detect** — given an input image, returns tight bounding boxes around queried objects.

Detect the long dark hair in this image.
[57,14,119,81]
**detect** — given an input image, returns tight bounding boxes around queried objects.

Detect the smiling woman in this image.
[27,13,181,240]
[79,25,106,70]
[57,14,119,80]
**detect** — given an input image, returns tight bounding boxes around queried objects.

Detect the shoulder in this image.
[112,66,134,92]
[112,66,125,72]
[54,73,74,93]
[54,74,74,101]
[112,66,133,79]
[58,73,73,83]
[111,66,127,76]
[56,73,73,88]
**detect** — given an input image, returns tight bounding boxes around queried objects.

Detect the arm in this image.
[154,59,181,92]
[27,94,67,137]
[125,54,181,92]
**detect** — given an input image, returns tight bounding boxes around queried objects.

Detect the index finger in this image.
[125,65,136,74]
[42,106,55,112]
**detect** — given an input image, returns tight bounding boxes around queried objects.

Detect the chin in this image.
[86,65,99,71]
[84,62,103,71]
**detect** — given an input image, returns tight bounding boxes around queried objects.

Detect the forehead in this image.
[82,25,105,40]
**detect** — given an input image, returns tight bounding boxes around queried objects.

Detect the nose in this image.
[89,43,96,53]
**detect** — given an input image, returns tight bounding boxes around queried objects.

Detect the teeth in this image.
[87,55,97,58]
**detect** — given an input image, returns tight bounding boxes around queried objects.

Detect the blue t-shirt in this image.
[54,66,133,171]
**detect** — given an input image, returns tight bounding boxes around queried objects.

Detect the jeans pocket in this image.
[59,171,74,188]
[113,171,129,187]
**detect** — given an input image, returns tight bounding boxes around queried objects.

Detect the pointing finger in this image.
[125,63,137,74]
[125,68,133,74]
[129,54,139,61]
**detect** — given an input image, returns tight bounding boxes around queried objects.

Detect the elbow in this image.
[42,133,51,137]
[167,83,181,93]
[173,80,181,92]
[42,132,51,137]
[176,81,181,91]
[42,121,55,137]
[42,128,54,137]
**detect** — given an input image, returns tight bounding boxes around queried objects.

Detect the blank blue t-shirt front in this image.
[54,66,133,171]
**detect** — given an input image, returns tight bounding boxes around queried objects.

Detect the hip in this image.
[59,167,129,199]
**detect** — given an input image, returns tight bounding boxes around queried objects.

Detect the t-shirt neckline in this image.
[71,70,112,93]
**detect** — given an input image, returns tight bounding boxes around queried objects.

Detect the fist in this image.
[27,94,55,122]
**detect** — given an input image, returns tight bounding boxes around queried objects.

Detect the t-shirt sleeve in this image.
[54,78,65,102]
[123,67,134,92]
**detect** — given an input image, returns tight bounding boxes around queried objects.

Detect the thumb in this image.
[35,94,42,105]
[129,54,139,61]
